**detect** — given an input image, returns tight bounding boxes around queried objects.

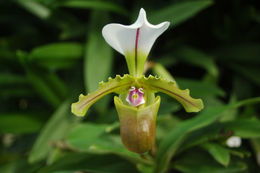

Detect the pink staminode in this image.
[126,87,145,106]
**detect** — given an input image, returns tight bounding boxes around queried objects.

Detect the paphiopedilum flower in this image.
[71,8,204,153]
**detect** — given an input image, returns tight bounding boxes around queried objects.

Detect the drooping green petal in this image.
[138,75,204,112]
[71,74,135,117]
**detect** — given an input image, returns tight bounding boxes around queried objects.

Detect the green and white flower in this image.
[71,8,204,153]
[102,8,169,77]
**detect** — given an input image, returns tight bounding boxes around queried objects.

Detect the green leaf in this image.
[138,75,204,112]
[0,88,33,98]
[0,113,43,134]
[178,118,260,154]
[155,56,177,68]
[177,78,225,98]
[17,0,51,19]
[154,106,226,173]
[154,97,260,173]
[177,123,221,153]
[229,64,260,87]
[29,101,77,163]
[66,123,152,165]
[84,15,113,92]
[60,0,127,15]
[26,69,67,107]
[0,73,32,98]
[172,150,247,173]
[29,42,83,69]
[0,158,42,173]
[223,119,260,138]
[38,153,138,173]
[215,43,260,64]
[152,63,177,82]
[71,74,135,117]
[251,138,260,164]
[0,73,28,85]
[17,51,67,107]
[150,0,213,27]
[67,123,107,148]
[158,95,181,115]
[156,115,181,140]
[172,46,219,77]
[84,11,114,113]
[201,142,230,166]
[137,164,153,173]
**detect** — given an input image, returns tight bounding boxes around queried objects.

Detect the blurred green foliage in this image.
[1,0,260,173]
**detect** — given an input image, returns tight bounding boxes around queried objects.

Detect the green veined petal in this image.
[71,74,135,117]
[138,75,203,112]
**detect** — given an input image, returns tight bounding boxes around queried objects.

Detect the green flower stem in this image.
[125,51,147,78]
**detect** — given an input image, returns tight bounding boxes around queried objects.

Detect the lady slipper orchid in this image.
[71,8,204,153]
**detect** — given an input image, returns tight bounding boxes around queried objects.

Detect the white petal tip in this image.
[165,21,170,28]
[139,8,146,15]
[160,21,170,31]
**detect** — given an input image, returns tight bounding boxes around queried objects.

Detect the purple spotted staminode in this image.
[126,87,145,106]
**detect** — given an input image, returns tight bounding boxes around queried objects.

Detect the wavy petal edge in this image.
[71,74,136,117]
[138,75,204,112]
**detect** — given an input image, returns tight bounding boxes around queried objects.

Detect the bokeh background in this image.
[1,0,260,172]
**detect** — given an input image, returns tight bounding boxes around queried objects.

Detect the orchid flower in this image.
[71,8,204,153]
